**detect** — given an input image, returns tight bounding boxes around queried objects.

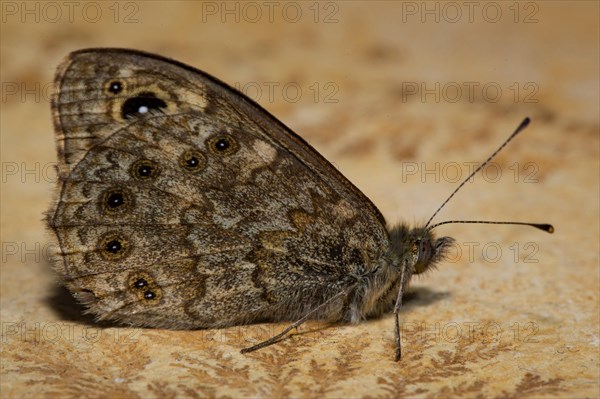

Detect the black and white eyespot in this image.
[207,134,238,156]
[98,234,130,260]
[143,291,157,300]
[100,188,133,214]
[179,149,206,173]
[133,278,148,289]
[121,91,167,119]
[127,272,161,302]
[105,80,124,95]
[130,159,160,180]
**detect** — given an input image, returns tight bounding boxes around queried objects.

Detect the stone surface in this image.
[1,2,598,397]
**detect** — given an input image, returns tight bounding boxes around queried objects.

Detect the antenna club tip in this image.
[520,117,531,129]
[535,223,554,233]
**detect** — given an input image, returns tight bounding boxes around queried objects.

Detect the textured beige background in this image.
[1,1,598,398]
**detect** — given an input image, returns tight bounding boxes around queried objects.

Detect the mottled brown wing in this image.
[48,48,390,328]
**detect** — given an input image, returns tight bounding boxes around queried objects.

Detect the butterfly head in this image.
[411,228,454,275]
[389,224,454,279]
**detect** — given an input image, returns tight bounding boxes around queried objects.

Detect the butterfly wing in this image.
[48,48,391,328]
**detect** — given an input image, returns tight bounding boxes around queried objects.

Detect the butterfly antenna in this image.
[424,117,532,230]
[428,219,553,233]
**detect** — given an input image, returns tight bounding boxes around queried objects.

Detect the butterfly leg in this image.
[393,265,408,361]
[240,287,352,354]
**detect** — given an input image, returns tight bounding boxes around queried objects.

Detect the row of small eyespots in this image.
[98,134,238,216]
[84,80,213,302]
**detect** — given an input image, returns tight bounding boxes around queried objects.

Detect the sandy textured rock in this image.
[1,2,598,398]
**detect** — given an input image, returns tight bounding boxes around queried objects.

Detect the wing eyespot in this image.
[98,234,130,260]
[133,278,148,289]
[144,291,157,300]
[121,91,167,119]
[100,188,133,214]
[128,272,162,303]
[207,134,238,156]
[106,80,124,95]
[130,159,160,180]
[179,150,206,173]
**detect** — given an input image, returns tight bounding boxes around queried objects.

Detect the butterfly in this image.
[47,48,553,360]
